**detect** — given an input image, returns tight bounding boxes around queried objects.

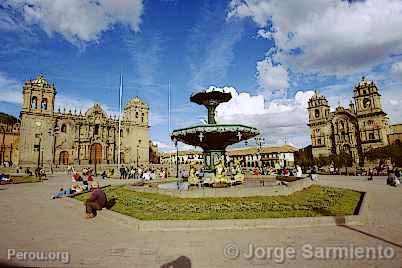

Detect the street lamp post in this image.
[48,123,59,174]
[36,135,41,170]
[136,144,139,168]
[173,138,179,178]
[255,136,265,168]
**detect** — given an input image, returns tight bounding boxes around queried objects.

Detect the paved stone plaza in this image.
[0,174,401,267]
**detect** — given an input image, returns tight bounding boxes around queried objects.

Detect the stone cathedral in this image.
[19,75,150,168]
[307,77,397,166]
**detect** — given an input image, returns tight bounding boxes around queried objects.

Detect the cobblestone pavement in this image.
[0,174,401,267]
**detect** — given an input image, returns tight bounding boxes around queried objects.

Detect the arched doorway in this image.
[59,151,69,165]
[90,143,102,164]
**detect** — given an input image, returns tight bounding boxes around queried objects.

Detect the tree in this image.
[365,143,402,167]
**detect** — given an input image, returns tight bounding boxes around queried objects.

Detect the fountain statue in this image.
[171,87,259,187]
[187,163,199,185]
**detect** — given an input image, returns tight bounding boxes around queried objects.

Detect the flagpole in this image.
[168,80,171,171]
[168,79,171,134]
[118,73,123,169]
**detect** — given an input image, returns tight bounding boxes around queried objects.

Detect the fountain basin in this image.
[171,124,259,150]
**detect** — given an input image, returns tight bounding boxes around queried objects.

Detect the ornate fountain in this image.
[171,88,259,186]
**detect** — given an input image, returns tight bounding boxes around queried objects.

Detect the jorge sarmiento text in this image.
[223,243,396,263]
[8,249,70,264]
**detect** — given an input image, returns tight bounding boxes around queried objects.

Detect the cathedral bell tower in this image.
[19,75,57,168]
[353,77,389,152]
[307,91,331,157]
[353,77,383,116]
[22,74,56,115]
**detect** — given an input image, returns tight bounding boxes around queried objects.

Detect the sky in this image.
[0,0,402,152]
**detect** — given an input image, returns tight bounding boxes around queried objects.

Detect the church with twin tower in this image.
[307,77,392,166]
[19,75,150,168]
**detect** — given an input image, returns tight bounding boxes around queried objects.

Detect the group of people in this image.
[384,165,401,187]
[51,180,108,219]
[119,165,168,180]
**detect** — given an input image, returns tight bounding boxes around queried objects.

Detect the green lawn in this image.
[0,176,41,184]
[74,185,362,220]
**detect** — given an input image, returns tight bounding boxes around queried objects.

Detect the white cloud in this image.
[228,0,402,76]
[153,141,174,151]
[391,61,402,82]
[0,73,21,104]
[4,0,144,44]
[213,85,314,147]
[256,29,272,39]
[256,57,289,98]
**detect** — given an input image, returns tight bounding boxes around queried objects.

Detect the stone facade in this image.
[0,113,20,166]
[307,77,396,166]
[19,75,150,168]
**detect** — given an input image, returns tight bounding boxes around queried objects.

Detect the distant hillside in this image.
[0,112,19,124]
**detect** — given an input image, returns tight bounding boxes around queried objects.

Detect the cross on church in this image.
[198,132,204,142]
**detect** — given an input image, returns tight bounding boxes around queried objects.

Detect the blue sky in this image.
[1,0,402,151]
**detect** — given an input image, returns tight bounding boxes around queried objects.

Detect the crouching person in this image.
[84,181,107,219]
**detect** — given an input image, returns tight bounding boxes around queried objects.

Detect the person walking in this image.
[368,168,373,181]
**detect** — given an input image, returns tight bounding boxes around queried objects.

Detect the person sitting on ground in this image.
[100,171,108,180]
[71,182,83,193]
[86,172,94,189]
[72,171,81,182]
[51,186,76,199]
[39,168,46,180]
[84,181,107,219]
[25,167,32,176]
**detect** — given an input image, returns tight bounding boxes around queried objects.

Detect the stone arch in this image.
[90,143,102,164]
[41,98,48,110]
[31,96,38,109]
[59,151,69,165]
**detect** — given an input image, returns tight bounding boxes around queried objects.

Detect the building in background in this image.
[0,113,20,166]
[160,145,297,168]
[388,123,402,145]
[227,145,297,168]
[160,150,203,166]
[149,141,161,164]
[307,77,400,166]
[19,75,150,168]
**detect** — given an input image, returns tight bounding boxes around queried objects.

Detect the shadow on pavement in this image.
[339,225,402,248]
[160,256,191,268]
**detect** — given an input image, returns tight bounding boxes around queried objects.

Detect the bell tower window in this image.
[61,124,67,133]
[31,96,38,109]
[314,109,320,118]
[41,98,48,110]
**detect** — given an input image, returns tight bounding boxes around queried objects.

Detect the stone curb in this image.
[64,191,369,232]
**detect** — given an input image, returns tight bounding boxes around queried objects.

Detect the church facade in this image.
[19,75,150,168]
[307,77,399,166]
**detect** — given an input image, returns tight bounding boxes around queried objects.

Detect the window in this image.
[317,139,322,145]
[31,96,37,109]
[369,133,375,140]
[314,109,320,118]
[41,98,48,110]
[94,124,99,135]
[61,124,67,133]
